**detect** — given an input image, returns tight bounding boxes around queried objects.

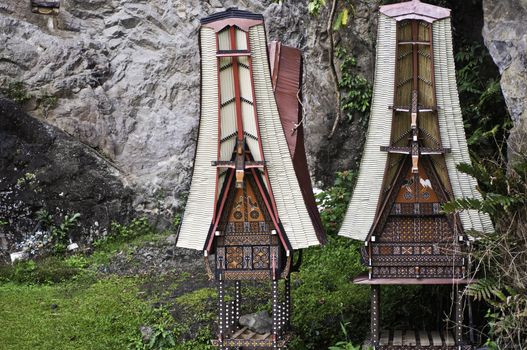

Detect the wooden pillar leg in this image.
[285,276,291,329]
[218,278,225,349]
[235,281,241,326]
[371,285,380,347]
[272,279,279,349]
[455,285,464,346]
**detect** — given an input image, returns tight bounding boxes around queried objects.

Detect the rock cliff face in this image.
[482,0,527,162]
[0,0,377,225]
[0,98,134,262]
[3,0,524,249]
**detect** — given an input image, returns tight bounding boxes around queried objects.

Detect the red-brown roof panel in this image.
[269,41,326,244]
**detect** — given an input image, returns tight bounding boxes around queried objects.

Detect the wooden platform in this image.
[211,326,288,348]
[376,329,470,349]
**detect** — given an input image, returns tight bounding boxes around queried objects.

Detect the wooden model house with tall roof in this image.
[339,1,493,348]
[176,8,324,349]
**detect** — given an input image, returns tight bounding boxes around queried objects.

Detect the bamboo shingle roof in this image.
[339,13,493,241]
[177,11,322,251]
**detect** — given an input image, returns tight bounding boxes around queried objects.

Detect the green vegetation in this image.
[455,42,511,157]
[444,159,527,348]
[288,171,370,349]
[328,323,363,350]
[336,48,372,124]
[0,81,32,103]
[0,277,153,350]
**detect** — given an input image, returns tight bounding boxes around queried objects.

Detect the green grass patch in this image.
[0,277,153,350]
[175,287,217,312]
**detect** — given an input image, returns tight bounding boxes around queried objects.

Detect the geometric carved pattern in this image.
[226,246,243,269]
[253,246,270,269]
[380,216,452,242]
[372,266,464,279]
[391,203,441,216]
[215,172,285,280]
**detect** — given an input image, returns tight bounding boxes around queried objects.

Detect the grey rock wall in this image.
[0,98,134,262]
[482,0,527,162]
[0,0,378,223]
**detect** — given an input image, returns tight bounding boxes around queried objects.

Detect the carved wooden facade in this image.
[340,1,493,349]
[177,8,324,349]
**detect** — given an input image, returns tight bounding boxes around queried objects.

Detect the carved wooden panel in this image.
[215,172,284,280]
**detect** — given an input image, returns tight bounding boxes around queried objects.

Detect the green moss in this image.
[175,288,217,311]
[0,277,153,350]
[1,81,32,103]
[0,257,87,284]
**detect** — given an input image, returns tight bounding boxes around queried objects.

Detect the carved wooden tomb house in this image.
[339,1,493,348]
[176,9,324,349]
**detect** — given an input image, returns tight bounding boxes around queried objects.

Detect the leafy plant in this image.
[315,170,356,235]
[147,324,176,350]
[51,213,81,254]
[328,322,362,350]
[16,172,37,188]
[336,48,372,122]
[455,42,511,157]
[36,208,53,227]
[292,170,369,350]
[38,93,59,117]
[94,217,153,248]
[308,0,327,15]
[443,159,527,347]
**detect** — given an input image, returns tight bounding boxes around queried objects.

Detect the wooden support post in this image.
[371,285,381,347]
[272,279,279,349]
[235,281,241,326]
[285,276,291,329]
[218,278,225,349]
[455,285,464,346]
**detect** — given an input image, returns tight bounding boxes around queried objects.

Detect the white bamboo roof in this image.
[339,15,493,241]
[177,23,319,250]
[339,14,397,241]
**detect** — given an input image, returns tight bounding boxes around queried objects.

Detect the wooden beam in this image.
[371,285,381,346]
[445,331,455,346]
[393,330,403,346]
[380,330,390,346]
[419,330,430,346]
[216,50,251,57]
[231,327,248,339]
[430,331,442,346]
[403,330,417,346]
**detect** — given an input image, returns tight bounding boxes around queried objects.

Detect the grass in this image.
[0,277,153,350]
[0,215,219,350]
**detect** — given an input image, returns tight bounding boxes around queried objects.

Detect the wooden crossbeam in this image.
[216,50,251,57]
[393,330,403,346]
[444,331,455,346]
[398,41,431,45]
[403,330,417,346]
[419,330,430,346]
[380,146,451,155]
[253,332,271,340]
[211,160,266,168]
[389,105,437,113]
[430,331,442,346]
[380,330,390,345]
[231,327,248,339]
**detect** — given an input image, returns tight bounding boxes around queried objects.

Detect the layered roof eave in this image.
[177,16,322,251]
[380,0,450,23]
[338,13,397,241]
